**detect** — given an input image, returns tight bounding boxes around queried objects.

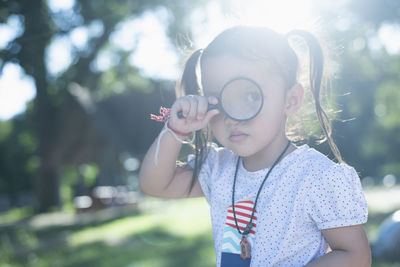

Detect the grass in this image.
[0,206,34,226]
[0,198,215,267]
[0,186,400,266]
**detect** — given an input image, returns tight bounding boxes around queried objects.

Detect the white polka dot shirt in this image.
[188,144,368,267]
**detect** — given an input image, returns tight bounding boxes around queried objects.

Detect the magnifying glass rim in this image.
[218,76,264,122]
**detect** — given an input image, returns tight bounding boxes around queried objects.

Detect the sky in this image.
[1,0,400,120]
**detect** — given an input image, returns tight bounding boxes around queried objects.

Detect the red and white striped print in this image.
[226,200,257,235]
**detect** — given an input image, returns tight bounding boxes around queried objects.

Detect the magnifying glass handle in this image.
[177,103,218,119]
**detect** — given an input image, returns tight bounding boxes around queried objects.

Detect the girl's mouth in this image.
[229,132,248,142]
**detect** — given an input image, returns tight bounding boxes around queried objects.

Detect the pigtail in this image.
[176,49,203,97]
[176,49,210,195]
[286,30,343,163]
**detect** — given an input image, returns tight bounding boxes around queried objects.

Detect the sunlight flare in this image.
[194,0,317,47]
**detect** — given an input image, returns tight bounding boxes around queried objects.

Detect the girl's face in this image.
[201,55,290,163]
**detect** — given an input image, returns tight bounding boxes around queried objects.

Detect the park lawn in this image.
[64,198,215,267]
[1,186,400,267]
[0,198,216,267]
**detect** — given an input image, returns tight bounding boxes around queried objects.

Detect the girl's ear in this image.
[284,83,304,116]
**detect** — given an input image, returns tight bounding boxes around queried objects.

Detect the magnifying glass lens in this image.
[220,79,263,121]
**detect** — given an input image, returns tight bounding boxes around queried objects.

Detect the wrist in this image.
[166,121,192,137]
[162,120,195,147]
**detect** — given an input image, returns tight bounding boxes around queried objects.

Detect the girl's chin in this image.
[228,146,255,158]
[215,138,255,157]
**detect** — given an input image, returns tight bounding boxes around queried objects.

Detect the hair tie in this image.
[150,106,171,122]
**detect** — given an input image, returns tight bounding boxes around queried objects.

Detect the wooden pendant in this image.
[240,235,251,260]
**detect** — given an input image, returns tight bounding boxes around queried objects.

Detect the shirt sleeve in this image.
[306,163,368,230]
[187,143,219,203]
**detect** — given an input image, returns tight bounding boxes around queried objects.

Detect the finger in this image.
[186,95,198,121]
[197,96,209,120]
[208,96,219,105]
[173,97,190,119]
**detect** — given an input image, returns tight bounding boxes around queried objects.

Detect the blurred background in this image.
[0,0,399,266]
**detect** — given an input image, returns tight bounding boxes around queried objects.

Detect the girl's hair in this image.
[176,26,343,194]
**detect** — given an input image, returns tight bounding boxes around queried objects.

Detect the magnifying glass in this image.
[178,77,264,121]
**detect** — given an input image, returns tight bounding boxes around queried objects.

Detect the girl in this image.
[139,26,371,267]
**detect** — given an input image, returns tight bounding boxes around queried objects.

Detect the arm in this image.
[305,224,371,267]
[139,95,219,199]
[139,129,197,198]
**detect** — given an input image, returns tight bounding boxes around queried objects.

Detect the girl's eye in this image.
[246,91,261,102]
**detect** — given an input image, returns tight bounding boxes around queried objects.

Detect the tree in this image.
[0,0,207,212]
[315,0,400,178]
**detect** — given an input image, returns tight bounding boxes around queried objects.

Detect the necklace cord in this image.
[231,141,291,235]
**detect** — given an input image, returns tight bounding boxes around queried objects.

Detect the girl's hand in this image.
[169,95,219,135]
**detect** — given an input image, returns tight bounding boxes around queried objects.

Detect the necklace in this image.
[232,141,291,260]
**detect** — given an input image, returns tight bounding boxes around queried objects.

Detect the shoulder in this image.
[292,145,361,188]
[298,147,368,228]
[187,142,236,171]
[298,145,356,176]
[202,142,237,170]
[204,142,234,160]
[187,143,235,202]
[296,145,336,170]
[297,146,365,205]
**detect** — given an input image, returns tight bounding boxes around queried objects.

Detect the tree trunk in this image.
[18,0,60,212]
